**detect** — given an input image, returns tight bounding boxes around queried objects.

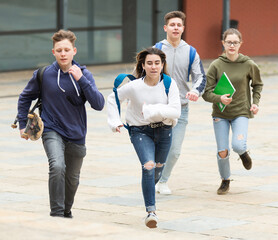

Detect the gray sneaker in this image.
[156,182,172,195]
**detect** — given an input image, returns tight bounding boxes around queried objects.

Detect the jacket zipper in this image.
[172,48,176,74]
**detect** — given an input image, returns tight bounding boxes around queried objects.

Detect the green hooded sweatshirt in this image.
[202,53,263,119]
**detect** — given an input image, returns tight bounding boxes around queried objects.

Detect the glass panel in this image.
[74,30,122,64]
[0,29,122,71]
[136,0,152,51]
[0,0,56,31]
[67,0,122,28]
[136,0,180,51]
[157,0,180,41]
[0,33,53,71]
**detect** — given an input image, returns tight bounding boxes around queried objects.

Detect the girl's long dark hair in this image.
[134,47,169,78]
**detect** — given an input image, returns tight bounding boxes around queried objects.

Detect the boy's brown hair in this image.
[164,11,186,25]
[51,29,77,47]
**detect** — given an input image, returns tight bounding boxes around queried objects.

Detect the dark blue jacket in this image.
[18,60,105,144]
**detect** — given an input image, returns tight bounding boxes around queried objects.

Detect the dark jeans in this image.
[129,125,172,212]
[42,131,86,216]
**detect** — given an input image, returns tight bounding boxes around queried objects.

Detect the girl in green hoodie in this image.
[202,28,263,195]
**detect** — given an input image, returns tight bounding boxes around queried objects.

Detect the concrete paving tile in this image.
[0,226,60,240]
[0,192,43,205]
[89,192,184,208]
[23,219,129,238]
[233,166,278,177]
[0,209,42,223]
[204,190,278,205]
[158,216,249,233]
[76,200,139,214]
[185,201,276,221]
[90,193,143,207]
[82,175,140,188]
[263,201,278,208]
[244,212,278,226]
[0,155,46,165]
[207,223,278,240]
[251,183,278,192]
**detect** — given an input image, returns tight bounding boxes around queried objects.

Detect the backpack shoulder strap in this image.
[162,73,171,96]
[35,66,47,114]
[187,45,196,82]
[37,66,47,97]
[113,73,171,130]
[113,74,136,113]
[114,73,136,90]
[155,42,163,50]
[113,74,136,130]
[11,66,47,127]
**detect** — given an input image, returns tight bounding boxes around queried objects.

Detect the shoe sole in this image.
[157,191,171,195]
[146,219,157,228]
[217,187,230,195]
[240,152,252,170]
[243,162,252,170]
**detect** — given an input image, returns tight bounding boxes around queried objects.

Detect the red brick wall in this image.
[184,0,278,59]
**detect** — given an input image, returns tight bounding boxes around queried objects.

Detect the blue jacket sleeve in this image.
[190,53,207,96]
[77,69,105,111]
[17,70,40,129]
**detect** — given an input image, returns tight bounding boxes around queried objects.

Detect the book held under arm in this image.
[213,72,236,112]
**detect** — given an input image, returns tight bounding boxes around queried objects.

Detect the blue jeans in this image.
[213,116,248,180]
[159,105,189,183]
[42,131,86,216]
[129,125,172,212]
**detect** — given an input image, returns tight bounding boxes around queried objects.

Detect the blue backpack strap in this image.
[162,73,171,96]
[187,45,196,82]
[155,42,163,50]
[113,73,136,129]
[113,73,171,130]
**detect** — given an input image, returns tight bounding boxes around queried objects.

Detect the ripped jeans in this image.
[213,116,248,180]
[130,125,172,212]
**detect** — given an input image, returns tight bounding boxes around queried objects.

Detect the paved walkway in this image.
[0,56,278,240]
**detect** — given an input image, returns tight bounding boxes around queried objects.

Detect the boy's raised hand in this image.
[69,64,82,81]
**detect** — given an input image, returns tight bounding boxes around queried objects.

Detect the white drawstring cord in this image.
[57,68,80,96]
[57,69,65,93]
[69,74,80,97]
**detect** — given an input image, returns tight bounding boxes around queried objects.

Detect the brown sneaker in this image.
[239,152,252,170]
[217,180,230,195]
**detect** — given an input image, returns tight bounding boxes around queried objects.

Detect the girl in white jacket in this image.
[107,47,181,228]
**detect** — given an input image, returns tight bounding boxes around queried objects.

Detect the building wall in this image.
[184,0,278,59]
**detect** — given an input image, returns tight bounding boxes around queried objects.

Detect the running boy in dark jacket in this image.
[17,30,105,218]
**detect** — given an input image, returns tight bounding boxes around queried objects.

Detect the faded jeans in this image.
[129,125,172,212]
[213,116,248,180]
[159,105,189,183]
[42,131,86,216]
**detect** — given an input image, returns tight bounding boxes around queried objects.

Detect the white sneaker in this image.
[145,212,158,228]
[156,182,172,195]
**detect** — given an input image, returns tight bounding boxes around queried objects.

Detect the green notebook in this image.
[213,72,236,112]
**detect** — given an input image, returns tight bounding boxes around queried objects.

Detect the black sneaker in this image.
[217,180,230,195]
[64,210,73,218]
[50,213,64,218]
[239,152,252,170]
